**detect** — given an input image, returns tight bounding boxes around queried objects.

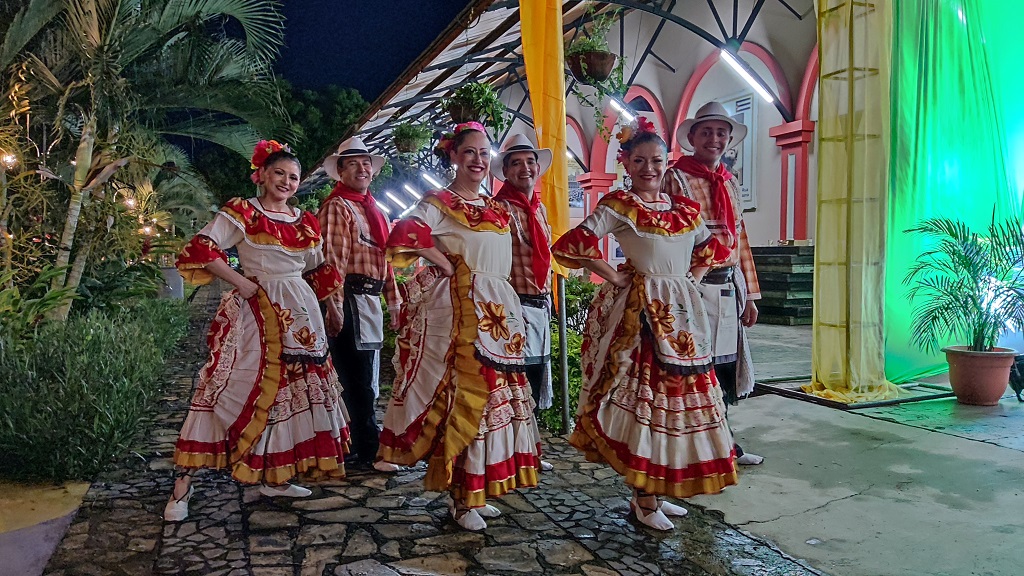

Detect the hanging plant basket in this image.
[446,101,482,124]
[567,50,618,84]
[391,122,432,156]
[440,81,509,132]
[394,138,419,154]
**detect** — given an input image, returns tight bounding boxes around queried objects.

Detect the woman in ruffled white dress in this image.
[551,120,737,530]
[377,122,542,531]
[164,142,350,522]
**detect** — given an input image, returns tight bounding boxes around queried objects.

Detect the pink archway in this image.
[769,44,818,240]
[671,41,793,151]
[795,44,818,121]
[566,115,590,164]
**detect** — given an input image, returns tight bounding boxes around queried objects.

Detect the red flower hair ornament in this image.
[615,116,657,166]
[433,121,488,159]
[250,139,292,184]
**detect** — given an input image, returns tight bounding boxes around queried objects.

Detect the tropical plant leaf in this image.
[905,215,1024,353]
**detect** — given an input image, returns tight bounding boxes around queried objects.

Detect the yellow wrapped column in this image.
[802,0,901,402]
[520,0,570,267]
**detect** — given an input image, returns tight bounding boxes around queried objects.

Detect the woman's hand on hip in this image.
[236,278,260,300]
[607,270,632,289]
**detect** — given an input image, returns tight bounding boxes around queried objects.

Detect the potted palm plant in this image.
[904,216,1024,405]
[441,82,509,132]
[392,123,432,155]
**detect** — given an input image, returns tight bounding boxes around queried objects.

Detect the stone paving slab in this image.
[43,287,823,576]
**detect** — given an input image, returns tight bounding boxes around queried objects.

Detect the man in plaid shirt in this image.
[318,137,402,473]
[491,134,555,472]
[666,102,763,466]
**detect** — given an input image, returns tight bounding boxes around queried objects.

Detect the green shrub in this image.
[0,299,189,481]
[75,259,164,314]
[121,298,190,356]
[539,328,585,434]
[562,276,597,334]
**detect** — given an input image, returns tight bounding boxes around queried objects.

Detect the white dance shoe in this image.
[259,483,312,498]
[736,452,765,466]
[630,497,674,531]
[476,504,502,518]
[373,461,401,473]
[163,485,194,522]
[447,500,488,531]
[658,500,688,517]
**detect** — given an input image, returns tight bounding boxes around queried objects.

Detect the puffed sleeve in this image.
[175,213,245,285]
[385,201,444,268]
[690,219,731,270]
[550,205,620,269]
[300,213,344,301]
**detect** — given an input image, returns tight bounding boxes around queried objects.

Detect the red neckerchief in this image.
[493,182,551,290]
[327,182,389,248]
[673,155,737,241]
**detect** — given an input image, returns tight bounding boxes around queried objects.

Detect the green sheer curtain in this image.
[885,0,1024,383]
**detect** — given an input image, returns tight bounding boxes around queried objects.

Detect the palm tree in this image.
[2,0,290,319]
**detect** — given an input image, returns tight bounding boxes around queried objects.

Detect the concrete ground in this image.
[703,323,1024,576]
[0,481,87,576]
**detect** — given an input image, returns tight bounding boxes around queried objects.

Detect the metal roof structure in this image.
[301,0,811,199]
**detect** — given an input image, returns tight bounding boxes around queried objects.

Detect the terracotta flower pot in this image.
[942,345,1014,405]
[447,102,481,124]
[567,51,617,84]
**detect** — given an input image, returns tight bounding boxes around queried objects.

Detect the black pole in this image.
[558,275,571,431]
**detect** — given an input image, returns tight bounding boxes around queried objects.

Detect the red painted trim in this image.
[589,85,668,175]
[566,115,590,164]
[575,172,617,189]
[770,119,816,240]
[673,41,794,150]
[796,44,819,121]
[768,120,816,143]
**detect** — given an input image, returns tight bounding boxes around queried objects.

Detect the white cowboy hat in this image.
[324,136,386,180]
[676,101,747,152]
[490,133,553,182]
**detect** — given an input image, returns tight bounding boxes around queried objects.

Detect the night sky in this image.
[277,1,471,100]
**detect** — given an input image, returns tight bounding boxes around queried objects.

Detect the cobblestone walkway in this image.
[44,287,824,576]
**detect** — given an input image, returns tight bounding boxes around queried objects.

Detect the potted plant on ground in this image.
[565,8,620,84]
[440,82,509,133]
[904,215,1024,405]
[392,123,432,155]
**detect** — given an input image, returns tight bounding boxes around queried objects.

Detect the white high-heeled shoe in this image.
[259,483,312,498]
[163,485,194,522]
[630,497,674,530]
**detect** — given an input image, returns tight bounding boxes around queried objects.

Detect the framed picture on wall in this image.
[721,92,757,211]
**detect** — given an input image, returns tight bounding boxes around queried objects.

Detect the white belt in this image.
[641,272,690,279]
[470,269,511,281]
[252,273,302,281]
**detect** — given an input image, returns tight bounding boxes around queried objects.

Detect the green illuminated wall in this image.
[885,0,1024,382]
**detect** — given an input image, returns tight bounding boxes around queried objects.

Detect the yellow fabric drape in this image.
[802,0,901,402]
[520,0,569,278]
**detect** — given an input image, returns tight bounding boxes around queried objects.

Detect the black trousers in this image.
[715,360,745,458]
[524,362,545,416]
[327,298,379,463]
